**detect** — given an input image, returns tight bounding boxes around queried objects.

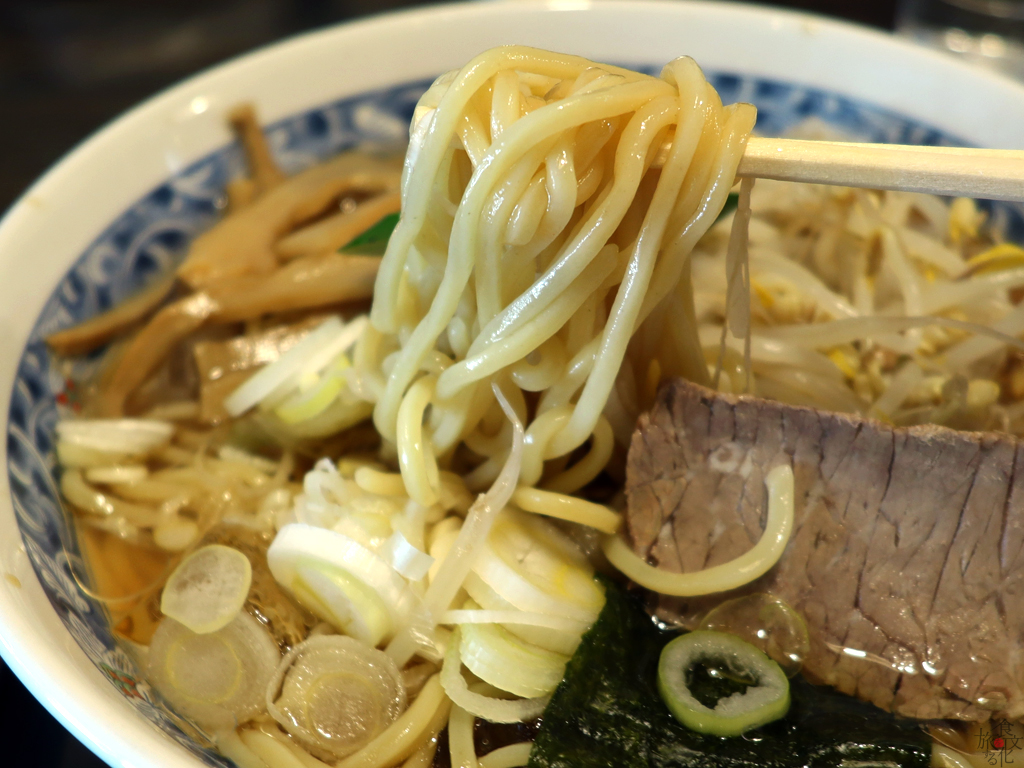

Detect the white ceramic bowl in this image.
[4,2,1024,766]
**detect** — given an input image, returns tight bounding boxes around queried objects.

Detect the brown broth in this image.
[77,523,174,644]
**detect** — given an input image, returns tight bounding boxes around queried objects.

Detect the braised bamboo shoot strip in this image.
[46,272,178,356]
[228,104,285,194]
[96,253,379,416]
[176,152,401,289]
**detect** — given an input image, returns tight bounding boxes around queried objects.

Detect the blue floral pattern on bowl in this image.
[7,71,1023,766]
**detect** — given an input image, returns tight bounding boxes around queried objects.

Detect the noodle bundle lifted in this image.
[359,46,755,504]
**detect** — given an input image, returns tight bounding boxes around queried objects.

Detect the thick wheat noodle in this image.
[400,741,440,768]
[359,47,753,511]
[448,703,479,768]
[261,726,332,768]
[510,336,567,392]
[603,464,795,595]
[216,729,269,768]
[373,76,676,441]
[372,49,644,323]
[540,415,614,494]
[396,375,441,506]
[379,84,668,363]
[510,486,621,533]
[239,730,311,768]
[336,674,452,768]
[478,743,534,768]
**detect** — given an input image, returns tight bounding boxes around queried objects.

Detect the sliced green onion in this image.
[658,630,789,737]
[487,510,604,613]
[440,627,550,723]
[161,544,253,635]
[459,603,570,699]
[148,613,279,730]
[273,357,350,425]
[379,531,434,581]
[463,573,584,656]
[225,316,370,417]
[266,635,406,760]
[267,523,429,646]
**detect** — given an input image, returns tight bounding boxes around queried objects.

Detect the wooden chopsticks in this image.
[737,138,1024,202]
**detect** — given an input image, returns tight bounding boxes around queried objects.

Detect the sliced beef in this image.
[626,379,1024,722]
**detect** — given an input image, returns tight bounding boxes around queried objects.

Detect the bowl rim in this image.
[5,2,1024,767]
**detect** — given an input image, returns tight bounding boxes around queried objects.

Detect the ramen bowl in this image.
[3,1,1024,766]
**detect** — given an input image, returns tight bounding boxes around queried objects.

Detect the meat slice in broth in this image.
[626,379,1024,722]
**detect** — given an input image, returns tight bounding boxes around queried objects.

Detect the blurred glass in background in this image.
[896,0,1024,79]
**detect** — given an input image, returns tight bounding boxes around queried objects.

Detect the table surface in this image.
[0,1,894,766]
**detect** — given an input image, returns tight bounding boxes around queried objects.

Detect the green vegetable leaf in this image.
[716,192,740,224]
[339,212,400,255]
[528,582,930,768]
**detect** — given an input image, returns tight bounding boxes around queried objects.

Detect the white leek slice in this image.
[440,627,549,723]
[380,531,434,581]
[261,315,368,412]
[225,316,344,417]
[294,562,392,646]
[267,396,374,439]
[440,610,587,633]
[148,613,279,730]
[274,356,350,425]
[463,574,583,656]
[267,523,427,646]
[504,507,591,569]
[460,616,569,698]
[283,315,367,390]
[56,418,173,455]
[488,510,604,613]
[470,542,598,624]
[161,545,253,634]
[267,635,406,760]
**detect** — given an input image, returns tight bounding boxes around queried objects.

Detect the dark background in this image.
[0,0,895,766]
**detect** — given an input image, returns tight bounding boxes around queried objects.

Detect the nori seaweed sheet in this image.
[529,583,931,768]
